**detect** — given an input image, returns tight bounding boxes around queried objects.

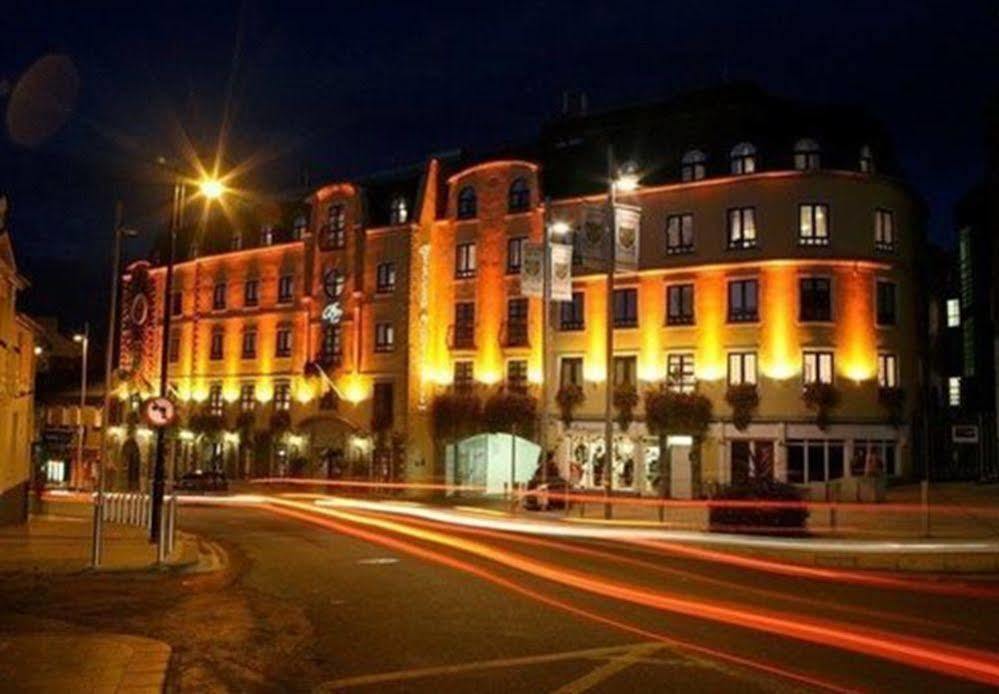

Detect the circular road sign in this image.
[142,397,177,428]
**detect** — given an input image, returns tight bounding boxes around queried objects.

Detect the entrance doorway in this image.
[730,440,774,484]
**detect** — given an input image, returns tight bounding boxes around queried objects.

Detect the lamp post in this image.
[73,326,89,492]
[92,202,137,568]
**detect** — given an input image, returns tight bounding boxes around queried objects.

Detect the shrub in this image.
[709,477,809,535]
[725,384,759,431]
[430,390,483,443]
[612,384,639,432]
[802,382,839,431]
[483,389,537,437]
[555,384,585,427]
[269,409,291,434]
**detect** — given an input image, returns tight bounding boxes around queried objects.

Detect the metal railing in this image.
[100,492,178,557]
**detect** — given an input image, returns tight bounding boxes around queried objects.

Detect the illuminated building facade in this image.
[115,85,925,498]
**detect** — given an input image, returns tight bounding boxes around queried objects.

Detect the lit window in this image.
[877,353,898,388]
[212,282,227,310]
[728,279,759,323]
[375,322,395,352]
[560,292,585,331]
[859,145,875,173]
[803,350,834,385]
[730,142,756,174]
[505,298,528,347]
[681,149,706,181]
[875,209,895,252]
[506,359,528,392]
[665,214,694,254]
[946,298,961,327]
[457,186,477,219]
[244,279,259,307]
[275,326,292,358]
[231,232,242,251]
[454,360,474,389]
[793,138,820,170]
[453,303,475,349]
[613,288,638,328]
[667,353,696,393]
[613,355,636,387]
[948,377,961,406]
[798,204,829,246]
[508,178,530,213]
[278,275,294,304]
[390,196,409,225]
[323,268,345,299]
[261,226,274,246]
[239,384,255,412]
[321,324,342,362]
[666,284,694,326]
[727,207,757,249]
[293,214,307,240]
[728,352,757,386]
[209,383,224,417]
[376,263,396,293]
[876,281,896,326]
[559,357,583,388]
[322,203,347,250]
[241,328,257,359]
[274,381,292,411]
[209,327,224,361]
[799,277,832,322]
[506,236,525,274]
[455,242,476,279]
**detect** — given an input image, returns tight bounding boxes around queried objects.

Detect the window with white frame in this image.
[210,327,224,361]
[852,439,896,476]
[667,352,695,393]
[278,275,294,303]
[274,380,292,411]
[946,298,961,327]
[507,359,528,391]
[241,328,257,359]
[293,214,307,240]
[508,177,530,212]
[375,322,395,352]
[559,357,583,388]
[665,214,694,254]
[728,278,759,322]
[666,284,694,326]
[390,196,409,225]
[212,282,227,310]
[457,186,477,219]
[727,207,757,249]
[799,277,832,322]
[261,226,274,246]
[786,439,845,483]
[455,242,477,279]
[875,209,895,252]
[506,236,525,274]
[613,355,636,387]
[208,383,224,417]
[798,204,829,246]
[239,383,255,412]
[803,350,834,385]
[859,145,875,173]
[681,149,706,181]
[376,262,396,293]
[793,138,821,170]
[231,232,242,251]
[244,279,259,307]
[453,360,474,389]
[948,377,961,406]
[560,292,584,330]
[728,352,757,386]
[730,142,756,174]
[876,280,896,326]
[877,353,898,388]
[275,325,292,358]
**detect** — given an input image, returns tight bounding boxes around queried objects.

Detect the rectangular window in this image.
[241,328,257,359]
[275,326,292,357]
[798,204,829,246]
[506,237,525,274]
[803,350,834,385]
[560,292,585,331]
[322,203,347,250]
[667,352,695,393]
[278,275,294,303]
[212,283,227,310]
[877,353,898,388]
[728,279,759,322]
[560,357,583,388]
[876,281,896,326]
[875,209,895,252]
[209,328,224,361]
[274,380,292,411]
[244,279,259,307]
[665,214,694,255]
[799,277,832,322]
[208,383,224,417]
[375,322,395,352]
[168,329,180,363]
[455,242,477,279]
[261,227,274,246]
[372,382,394,430]
[946,298,961,327]
[506,298,528,346]
[666,284,695,326]
[454,360,474,389]
[727,208,757,249]
[507,359,528,392]
[613,287,638,328]
[852,440,896,477]
[239,384,255,412]
[376,263,396,293]
[453,302,475,348]
[231,232,242,251]
[171,291,183,316]
[948,376,961,407]
[728,352,757,386]
[322,324,342,360]
[613,356,636,387]
[787,439,845,484]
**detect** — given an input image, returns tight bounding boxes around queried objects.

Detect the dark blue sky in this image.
[2,1,997,333]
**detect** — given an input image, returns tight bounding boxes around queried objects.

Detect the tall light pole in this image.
[73,325,89,491]
[92,203,137,568]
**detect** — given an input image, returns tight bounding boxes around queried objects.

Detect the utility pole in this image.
[603,146,617,520]
[540,198,552,483]
[74,325,89,492]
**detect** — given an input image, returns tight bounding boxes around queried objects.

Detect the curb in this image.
[113,633,172,693]
[179,535,229,574]
[697,543,999,573]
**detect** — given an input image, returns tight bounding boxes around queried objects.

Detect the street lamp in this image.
[199,177,225,200]
[73,326,89,492]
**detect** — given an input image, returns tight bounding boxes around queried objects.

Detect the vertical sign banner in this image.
[614,203,641,272]
[549,243,573,301]
[581,204,608,263]
[521,242,544,297]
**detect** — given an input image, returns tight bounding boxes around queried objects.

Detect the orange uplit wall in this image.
[693,270,727,382]
[835,265,878,381]
[760,263,801,379]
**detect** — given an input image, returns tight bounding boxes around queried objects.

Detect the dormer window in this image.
[292,214,307,240]
[730,142,757,174]
[457,186,477,220]
[860,145,875,173]
[508,177,530,212]
[680,149,706,181]
[794,138,820,171]
[390,196,409,225]
[322,203,347,250]
[231,232,242,251]
[261,226,274,246]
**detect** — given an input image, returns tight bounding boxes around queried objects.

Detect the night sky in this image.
[2,1,997,339]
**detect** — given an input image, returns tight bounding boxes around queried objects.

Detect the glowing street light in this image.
[199,177,225,200]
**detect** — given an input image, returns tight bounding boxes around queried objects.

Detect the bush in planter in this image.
[269,409,291,434]
[877,386,905,427]
[725,384,759,431]
[802,382,839,431]
[483,389,537,437]
[555,383,585,427]
[612,384,639,432]
[709,476,809,535]
[288,456,309,478]
[644,385,713,498]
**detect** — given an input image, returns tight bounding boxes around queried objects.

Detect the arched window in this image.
[793,138,820,171]
[859,145,875,173]
[730,142,757,174]
[457,185,477,219]
[292,214,307,240]
[261,225,274,246]
[508,177,530,212]
[231,232,242,251]
[680,149,706,182]
[390,196,408,225]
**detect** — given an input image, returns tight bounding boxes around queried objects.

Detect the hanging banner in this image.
[614,203,641,272]
[550,243,573,302]
[581,204,609,263]
[521,243,544,297]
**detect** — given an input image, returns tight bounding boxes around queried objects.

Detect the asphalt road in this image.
[179,501,999,692]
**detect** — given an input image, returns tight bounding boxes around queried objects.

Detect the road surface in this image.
[177,497,999,692]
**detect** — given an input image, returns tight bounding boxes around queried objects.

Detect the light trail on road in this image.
[262,496,999,688]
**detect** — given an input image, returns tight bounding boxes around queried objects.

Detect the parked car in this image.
[175,470,228,494]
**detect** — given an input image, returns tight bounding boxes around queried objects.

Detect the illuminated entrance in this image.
[445,433,540,495]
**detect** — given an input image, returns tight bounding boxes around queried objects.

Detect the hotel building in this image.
[114,85,924,498]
